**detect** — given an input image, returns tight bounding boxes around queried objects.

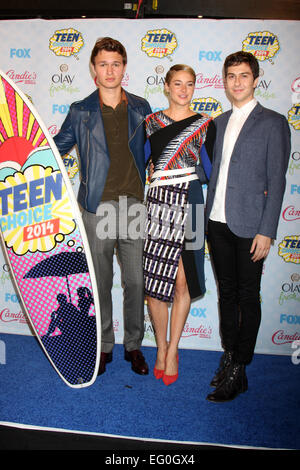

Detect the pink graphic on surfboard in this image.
[0,70,100,388]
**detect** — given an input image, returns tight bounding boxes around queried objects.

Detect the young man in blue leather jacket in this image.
[54,37,152,377]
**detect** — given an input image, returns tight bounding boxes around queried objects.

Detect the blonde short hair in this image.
[165,64,196,85]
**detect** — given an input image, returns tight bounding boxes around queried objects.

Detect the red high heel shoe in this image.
[162,371,178,386]
[153,366,165,380]
[162,354,179,386]
[153,351,167,379]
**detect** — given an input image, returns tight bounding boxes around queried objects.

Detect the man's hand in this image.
[250,234,272,262]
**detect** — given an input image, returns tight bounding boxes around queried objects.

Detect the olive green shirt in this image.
[100,90,144,202]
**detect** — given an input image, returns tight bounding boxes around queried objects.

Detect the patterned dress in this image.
[143,111,215,303]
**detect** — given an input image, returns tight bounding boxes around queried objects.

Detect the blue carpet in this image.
[0,333,299,450]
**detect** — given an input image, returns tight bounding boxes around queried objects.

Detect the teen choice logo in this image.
[0,165,76,255]
[190,97,223,118]
[278,235,300,264]
[288,104,300,130]
[49,29,84,57]
[242,31,280,62]
[141,29,177,59]
[62,154,79,180]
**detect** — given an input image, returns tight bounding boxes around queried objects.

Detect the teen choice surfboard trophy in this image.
[0,70,101,388]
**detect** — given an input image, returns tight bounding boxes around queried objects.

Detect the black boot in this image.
[206,363,248,402]
[210,351,234,387]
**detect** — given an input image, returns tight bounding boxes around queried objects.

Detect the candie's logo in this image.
[141,29,177,59]
[272,330,300,345]
[190,97,223,118]
[292,77,300,94]
[0,307,28,324]
[282,205,300,222]
[6,70,37,86]
[291,77,300,105]
[49,29,84,57]
[242,31,280,62]
[288,104,300,130]
[195,73,224,90]
[182,322,212,339]
[278,235,300,264]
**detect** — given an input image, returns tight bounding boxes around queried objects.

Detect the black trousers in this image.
[208,220,264,365]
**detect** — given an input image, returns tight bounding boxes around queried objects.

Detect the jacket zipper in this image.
[85,114,90,208]
[128,118,145,185]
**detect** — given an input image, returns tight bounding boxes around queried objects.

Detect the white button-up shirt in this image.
[209,98,257,223]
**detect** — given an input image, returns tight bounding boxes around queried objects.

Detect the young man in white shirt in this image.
[205,51,291,402]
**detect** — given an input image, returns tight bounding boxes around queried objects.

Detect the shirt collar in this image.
[98,88,128,109]
[232,98,257,117]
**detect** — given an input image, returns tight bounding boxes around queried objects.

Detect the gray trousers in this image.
[82,197,145,353]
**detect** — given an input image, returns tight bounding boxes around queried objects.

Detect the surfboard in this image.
[0,69,101,388]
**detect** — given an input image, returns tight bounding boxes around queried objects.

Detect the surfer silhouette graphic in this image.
[46,288,95,337]
[77,287,94,316]
[45,293,79,337]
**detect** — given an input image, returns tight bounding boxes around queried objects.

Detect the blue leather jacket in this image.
[54,89,152,213]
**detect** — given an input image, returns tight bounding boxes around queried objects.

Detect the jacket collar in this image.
[227,101,263,121]
[228,102,263,156]
[80,88,144,116]
[80,89,101,112]
[80,88,144,148]
[98,88,128,109]
[81,88,131,110]
[215,101,263,161]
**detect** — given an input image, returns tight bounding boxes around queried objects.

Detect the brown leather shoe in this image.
[124,349,149,375]
[98,352,113,375]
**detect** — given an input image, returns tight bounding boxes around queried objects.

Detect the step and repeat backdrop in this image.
[0,18,299,356]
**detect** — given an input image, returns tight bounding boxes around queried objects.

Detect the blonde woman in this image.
[143,64,215,385]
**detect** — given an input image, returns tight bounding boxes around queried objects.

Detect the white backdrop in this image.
[0,18,299,357]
